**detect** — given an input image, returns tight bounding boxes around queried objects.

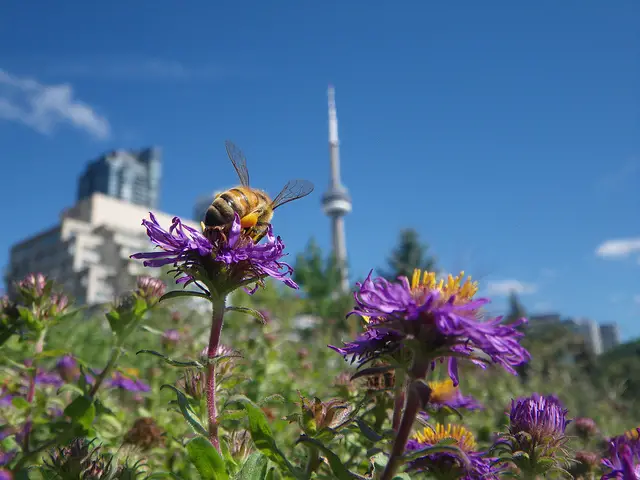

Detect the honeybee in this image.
[203,140,314,242]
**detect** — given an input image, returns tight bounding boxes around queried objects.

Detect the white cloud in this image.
[595,238,640,258]
[0,69,110,139]
[49,58,229,82]
[486,279,538,296]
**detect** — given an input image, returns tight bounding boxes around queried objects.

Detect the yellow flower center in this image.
[413,423,477,452]
[625,427,640,441]
[427,379,458,404]
[123,368,140,377]
[411,269,478,304]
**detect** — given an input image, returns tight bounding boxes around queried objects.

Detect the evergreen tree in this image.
[379,228,437,281]
[293,239,353,332]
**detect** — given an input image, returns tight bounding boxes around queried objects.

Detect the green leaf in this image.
[297,436,363,479]
[160,384,208,436]
[186,436,229,480]
[146,472,184,479]
[355,419,383,443]
[225,306,268,324]
[137,349,203,368]
[33,349,69,360]
[57,384,85,396]
[11,396,30,410]
[233,452,269,480]
[63,395,96,430]
[160,290,210,303]
[227,395,296,474]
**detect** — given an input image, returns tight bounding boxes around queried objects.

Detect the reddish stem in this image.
[206,297,226,451]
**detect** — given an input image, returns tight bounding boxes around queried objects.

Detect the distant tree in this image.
[293,239,353,332]
[506,291,527,325]
[379,228,437,281]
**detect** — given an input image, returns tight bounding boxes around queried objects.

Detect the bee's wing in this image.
[225,140,250,187]
[271,179,314,210]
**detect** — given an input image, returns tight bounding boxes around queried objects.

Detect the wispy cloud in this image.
[595,238,640,258]
[0,69,110,139]
[597,159,640,193]
[486,279,538,296]
[47,58,231,82]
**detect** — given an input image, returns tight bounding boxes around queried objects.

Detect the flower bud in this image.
[18,273,47,297]
[574,417,598,441]
[135,276,166,304]
[162,329,180,349]
[290,394,354,437]
[56,355,80,383]
[178,369,205,400]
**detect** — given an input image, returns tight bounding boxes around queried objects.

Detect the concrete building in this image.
[321,85,352,293]
[77,147,162,210]
[600,323,621,352]
[6,193,198,305]
[575,317,603,356]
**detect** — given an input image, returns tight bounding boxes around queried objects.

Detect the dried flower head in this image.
[124,417,165,451]
[406,423,501,478]
[570,450,600,477]
[131,212,297,295]
[288,394,354,438]
[330,269,530,384]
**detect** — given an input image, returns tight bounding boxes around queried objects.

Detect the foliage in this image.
[378,229,437,281]
[0,238,638,480]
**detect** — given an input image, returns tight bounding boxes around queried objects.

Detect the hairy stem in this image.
[304,445,321,478]
[381,381,421,480]
[22,329,46,453]
[206,296,226,451]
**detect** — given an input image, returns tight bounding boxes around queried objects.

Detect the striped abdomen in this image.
[204,186,273,228]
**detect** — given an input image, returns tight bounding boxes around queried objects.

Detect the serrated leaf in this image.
[225,306,268,324]
[227,395,296,474]
[233,452,269,480]
[186,436,229,480]
[218,410,248,422]
[160,290,210,303]
[63,395,95,430]
[297,436,363,479]
[257,394,285,406]
[137,349,203,368]
[161,384,208,436]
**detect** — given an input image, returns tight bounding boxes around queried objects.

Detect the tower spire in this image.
[321,85,352,293]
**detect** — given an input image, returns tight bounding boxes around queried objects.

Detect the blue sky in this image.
[0,1,638,339]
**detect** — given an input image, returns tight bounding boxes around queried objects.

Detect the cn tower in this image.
[321,85,352,293]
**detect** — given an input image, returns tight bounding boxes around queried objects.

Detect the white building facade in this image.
[6,193,199,305]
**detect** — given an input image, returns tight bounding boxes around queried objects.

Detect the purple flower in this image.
[107,371,151,393]
[602,429,640,479]
[18,273,47,296]
[136,275,166,302]
[509,394,569,444]
[330,270,529,384]
[35,371,64,388]
[405,423,502,479]
[0,469,12,480]
[131,212,297,293]
[56,355,80,383]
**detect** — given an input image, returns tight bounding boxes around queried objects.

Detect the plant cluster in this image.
[0,189,639,479]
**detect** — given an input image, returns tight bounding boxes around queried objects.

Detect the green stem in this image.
[304,445,321,478]
[88,344,122,398]
[206,296,226,451]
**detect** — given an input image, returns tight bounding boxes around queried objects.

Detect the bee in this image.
[204,140,314,242]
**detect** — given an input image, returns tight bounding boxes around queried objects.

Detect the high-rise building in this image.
[575,317,603,356]
[6,193,198,305]
[321,85,352,293]
[600,323,621,352]
[77,148,162,210]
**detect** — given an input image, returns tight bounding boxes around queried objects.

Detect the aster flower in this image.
[106,371,150,393]
[425,379,482,411]
[493,394,572,477]
[601,428,640,479]
[131,212,297,295]
[405,423,501,479]
[330,269,530,385]
[0,469,11,480]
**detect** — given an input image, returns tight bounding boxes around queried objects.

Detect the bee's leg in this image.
[250,222,270,243]
[240,212,259,229]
